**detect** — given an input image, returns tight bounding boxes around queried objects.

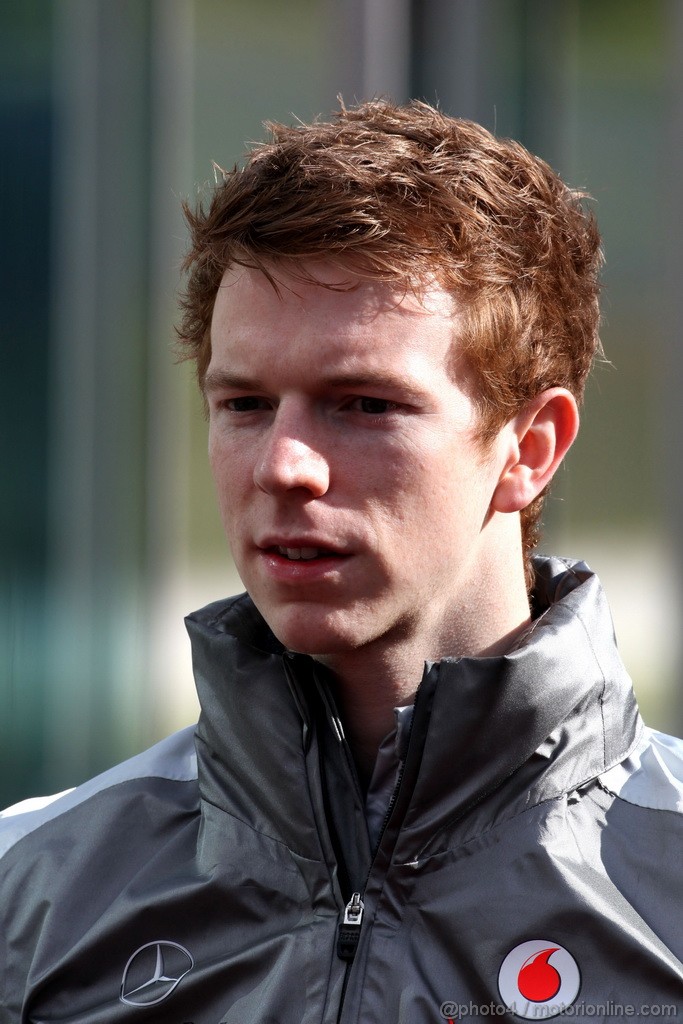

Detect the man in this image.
[2,100,682,1021]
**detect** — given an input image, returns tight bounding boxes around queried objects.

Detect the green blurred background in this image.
[3,0,683,805]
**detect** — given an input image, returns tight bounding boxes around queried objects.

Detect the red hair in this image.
[178,99,602,584]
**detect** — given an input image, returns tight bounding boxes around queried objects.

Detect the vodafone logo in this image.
[498,940,580,1019]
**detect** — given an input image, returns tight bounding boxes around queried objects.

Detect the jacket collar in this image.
[185,557,642,859]
[392,556,642,858]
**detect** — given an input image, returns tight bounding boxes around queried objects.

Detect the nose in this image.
[253,408,330,498]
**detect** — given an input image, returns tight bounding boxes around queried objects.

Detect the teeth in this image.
[278,546,322,560]
[299,547,320,560]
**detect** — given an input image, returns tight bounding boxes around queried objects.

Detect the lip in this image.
[256,535,349,555]
[256,540,352,584]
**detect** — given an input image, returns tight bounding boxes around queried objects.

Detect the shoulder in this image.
[598,727,683,814]
[0,725,198,861]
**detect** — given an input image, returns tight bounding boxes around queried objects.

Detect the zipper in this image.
[337,891,365,960]
[283,655,369,934]
[332,754,409,1023]
[284,651,431,1019]
[369,733,412,860]
[335,702,419,968]
[335,677,424,959]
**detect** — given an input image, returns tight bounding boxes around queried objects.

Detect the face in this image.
[206,264,512,660]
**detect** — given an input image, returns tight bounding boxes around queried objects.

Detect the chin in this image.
[260,604,369,657]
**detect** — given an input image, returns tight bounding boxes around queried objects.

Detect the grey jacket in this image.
[1,556,683,1022]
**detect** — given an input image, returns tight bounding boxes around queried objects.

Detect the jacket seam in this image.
[0,774,198,861]
[404,782,598,865]
[198,793,326,863]
[595,775,683,817]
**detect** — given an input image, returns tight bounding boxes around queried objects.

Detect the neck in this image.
[316,540,532,786]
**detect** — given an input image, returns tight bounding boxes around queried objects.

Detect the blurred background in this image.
[2,0,683,806]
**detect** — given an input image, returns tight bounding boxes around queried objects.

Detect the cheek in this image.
[357,452,436,544]
[412,448,497,537]
[207,429,223,481]
[210,425,249,479]
[378,441,454,515]
[209,444,250,521]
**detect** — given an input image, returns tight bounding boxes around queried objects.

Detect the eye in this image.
[224,396,271,412]
[353,397,398,415]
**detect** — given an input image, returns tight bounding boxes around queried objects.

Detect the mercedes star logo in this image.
[120,940,194,1007]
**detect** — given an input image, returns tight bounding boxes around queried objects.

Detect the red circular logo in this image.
[517,946,561,1001]
[498,940,580,1019]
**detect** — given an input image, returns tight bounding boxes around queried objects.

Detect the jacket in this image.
[1,556,683,1022]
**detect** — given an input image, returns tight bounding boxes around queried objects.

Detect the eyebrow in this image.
[202,368,427,402]
[202,370,266,396]
[322,371,427,401]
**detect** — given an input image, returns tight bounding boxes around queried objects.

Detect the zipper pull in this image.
[337,892,364,961]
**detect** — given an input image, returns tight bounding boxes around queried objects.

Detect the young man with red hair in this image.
[2,101,682,1020]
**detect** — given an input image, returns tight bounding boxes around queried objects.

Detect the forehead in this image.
[209,263,460,369]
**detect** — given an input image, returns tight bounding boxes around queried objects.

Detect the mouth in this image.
[273,546,344,562]
[255,540,351,581]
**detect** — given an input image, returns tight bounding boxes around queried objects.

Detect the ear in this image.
[491,388,580,514]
